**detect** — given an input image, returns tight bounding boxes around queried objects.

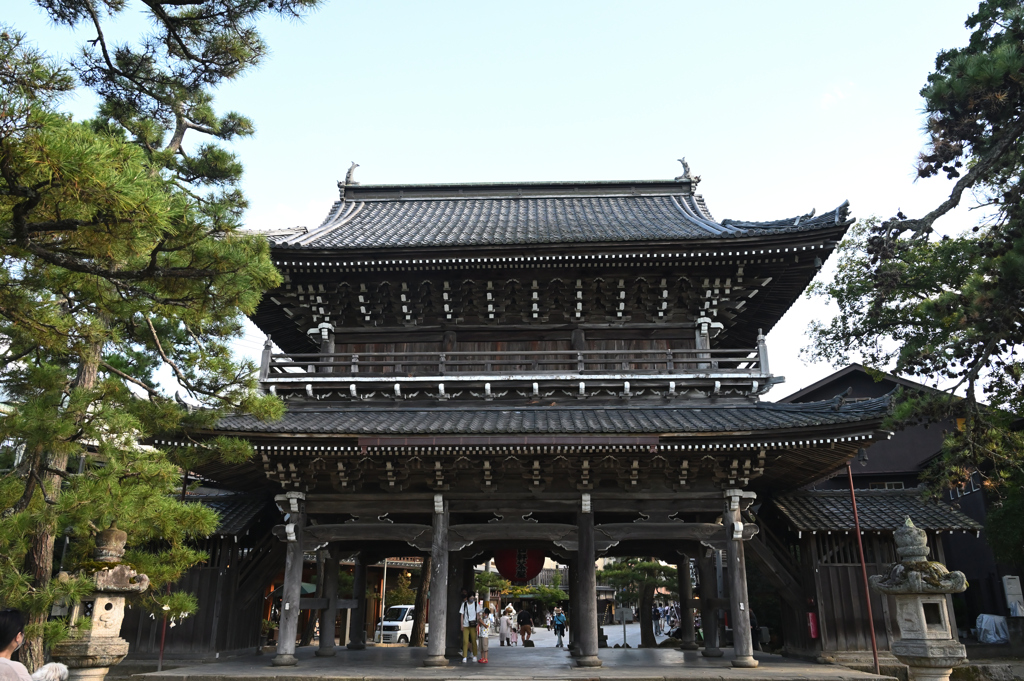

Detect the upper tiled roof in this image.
[773,489,983,532]
[270,179,851,250]
[216,394,889,436]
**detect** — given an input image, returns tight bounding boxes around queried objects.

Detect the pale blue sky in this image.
[7,0,981,396]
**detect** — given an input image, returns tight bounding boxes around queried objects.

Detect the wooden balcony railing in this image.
[258,335,777,400]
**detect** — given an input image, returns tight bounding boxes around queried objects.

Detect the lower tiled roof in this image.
[189,494,272,535]
[215,395,889,436]
[773,489,983,532]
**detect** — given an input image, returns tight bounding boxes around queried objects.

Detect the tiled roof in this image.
[190,494,272,535]
[271,180,851,250]
[215,394,889,436]
[773,489,983,532]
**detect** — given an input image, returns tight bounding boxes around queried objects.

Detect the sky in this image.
[6,0,983,398]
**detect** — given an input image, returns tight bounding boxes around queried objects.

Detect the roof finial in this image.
[675,157,700,185]
[345,162,360,186]
[338,162,361,200]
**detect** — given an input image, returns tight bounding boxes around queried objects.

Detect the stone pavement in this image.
[135,643,898,681]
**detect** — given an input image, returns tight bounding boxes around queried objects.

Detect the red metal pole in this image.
[157,583,170,671]
[847,463,879,676]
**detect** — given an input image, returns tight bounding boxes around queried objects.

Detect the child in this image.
[477,608,492,664]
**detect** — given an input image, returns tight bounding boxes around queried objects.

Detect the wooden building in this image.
[169,167,898,668]
[775,365,1019,650]
[121,494,282,660]
[756,488,982,659]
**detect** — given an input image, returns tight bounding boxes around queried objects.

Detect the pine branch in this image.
[99,362,160,398]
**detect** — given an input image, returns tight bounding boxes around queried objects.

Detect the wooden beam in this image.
[595,522,759,542]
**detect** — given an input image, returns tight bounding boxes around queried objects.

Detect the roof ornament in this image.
[794,208,816,226]
[345,162,360,186]
[675,157,701,185]
[337,162,360,200]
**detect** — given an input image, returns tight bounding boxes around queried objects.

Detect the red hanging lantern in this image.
[493,549,545,583]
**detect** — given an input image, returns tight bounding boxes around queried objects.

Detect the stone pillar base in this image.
[905,668,954,681]
[575,656,602,668]
[678,642,700,650]
[422,655,449,667]
[731,656,759,668]
[702,647,724,657]
[346,642,365,651]
[271,654,298,666]
[67,668,110,681]
[314,647,336,657]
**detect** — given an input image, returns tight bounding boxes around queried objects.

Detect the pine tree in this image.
[598,557,675,648]
[0,0,318,668]
[805,0,1024,499]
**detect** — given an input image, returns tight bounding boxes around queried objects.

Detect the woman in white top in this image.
[499,605,514,646]
[0,610,31,681]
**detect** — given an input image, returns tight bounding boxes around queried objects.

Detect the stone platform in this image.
[134,645,897,681]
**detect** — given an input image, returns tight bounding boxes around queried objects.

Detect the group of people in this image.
[652,603,678,636]
[456,591,569,662]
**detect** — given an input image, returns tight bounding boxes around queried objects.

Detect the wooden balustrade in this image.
[262,348,765,379]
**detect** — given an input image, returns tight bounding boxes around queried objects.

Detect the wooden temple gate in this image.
[185,168,897,668]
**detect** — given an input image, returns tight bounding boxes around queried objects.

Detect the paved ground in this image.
[135,633,898,681]
[496,622,669,650]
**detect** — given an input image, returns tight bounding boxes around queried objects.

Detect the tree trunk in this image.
[410,556,431,646]
[639,580,657,648]
[21,339,102,671]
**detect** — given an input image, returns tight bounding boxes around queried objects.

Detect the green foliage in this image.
[528,584,568,610]
[804,0,1024,500]
[385,571,417,608]
[475,570,512,595]
[598,557,676,606]
[985,481,1024,566]
[0,0,318,666]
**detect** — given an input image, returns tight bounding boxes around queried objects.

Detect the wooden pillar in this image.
[575,503,601,668]
[445,552,464,659]
[346,552,368,650]
[568,558,580,656]
[725,490,758,668]
[677,553,698,650]
[697,550,722,657]
[316,546,340,656]
[423,495,450,667]
[272,493,305,667]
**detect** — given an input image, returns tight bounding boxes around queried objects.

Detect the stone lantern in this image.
[51,523,150,681]
[869,517,967,681]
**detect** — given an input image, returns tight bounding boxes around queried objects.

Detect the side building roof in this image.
[772,488,983,533]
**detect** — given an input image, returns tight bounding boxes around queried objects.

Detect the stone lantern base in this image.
[890,639,966,681]
[50,635,130,681]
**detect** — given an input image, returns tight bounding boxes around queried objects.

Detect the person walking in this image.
[459,590,479,663]
[0,610,30,681]
[477,608,492,664]
[749,608,761,652]
[499,606,514,647]
[653,604,662,635]
[516,607,534,643]
[552,607,567,648]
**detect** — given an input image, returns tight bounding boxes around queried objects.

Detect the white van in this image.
[375,604,417,644]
